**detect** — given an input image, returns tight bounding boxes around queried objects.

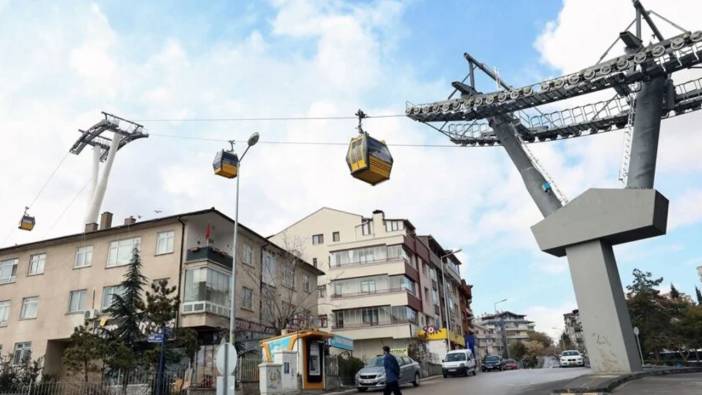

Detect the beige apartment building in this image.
[0,208,321,377]
[270,208,470,361]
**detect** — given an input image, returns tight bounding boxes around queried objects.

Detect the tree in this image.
[670,284,681,299]
[559,332,574,351]
[63,325,107,382]
[527,331,553,349]
[695,287,702,305]
[626,269,663,296]
[508,341,527,361]
[105,248,147,348]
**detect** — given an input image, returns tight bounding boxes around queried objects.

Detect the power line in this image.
[27,151,71,209]
[147,132,467,148]
[135,113,407,123]
[48,179,91,233]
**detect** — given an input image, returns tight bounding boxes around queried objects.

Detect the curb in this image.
[322,374,443,395]
[551,366,702,394]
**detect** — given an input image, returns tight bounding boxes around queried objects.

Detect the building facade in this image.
[0,208,322,377]
[270,208,471,361]
[475,311,535,358]
[563,309,584,352]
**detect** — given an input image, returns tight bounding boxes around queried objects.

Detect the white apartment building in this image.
[563,309,585,352]
[271,208,469,361]
[475,311,535,358]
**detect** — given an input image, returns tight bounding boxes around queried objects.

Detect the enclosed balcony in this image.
[186,245,233,268]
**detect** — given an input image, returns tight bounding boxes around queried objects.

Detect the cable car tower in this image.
[406,1,702,374]
[69,112,148,227]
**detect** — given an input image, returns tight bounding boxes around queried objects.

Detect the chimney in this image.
[85,223,98,232]
[372,209,385,234]
[99,212,113,230]
[124,216,136,225]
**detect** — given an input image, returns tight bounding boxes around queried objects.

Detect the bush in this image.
[338,354,364,385]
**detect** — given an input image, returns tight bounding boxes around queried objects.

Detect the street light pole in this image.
[439,249,462,353]
[223,132,259,395]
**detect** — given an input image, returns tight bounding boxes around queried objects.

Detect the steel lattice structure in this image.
[406,31,702,147]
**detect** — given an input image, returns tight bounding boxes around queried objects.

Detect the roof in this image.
[0,207,324,275]
[481,311,532,322]
[417,235,462,266]
[270,207,364,237]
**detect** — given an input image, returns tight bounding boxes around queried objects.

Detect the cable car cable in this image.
[26,151,71,209]
[47,179,91,233]
[135,113,407,123]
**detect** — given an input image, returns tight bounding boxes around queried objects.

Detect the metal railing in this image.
[330,287,411,299]
[329,256,408,269]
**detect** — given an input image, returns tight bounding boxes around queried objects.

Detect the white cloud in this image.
[525,301,577,341]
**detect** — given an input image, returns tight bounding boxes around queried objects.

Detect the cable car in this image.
[212,149,239,179]
[18,208,35,231]
[346,110,393,186]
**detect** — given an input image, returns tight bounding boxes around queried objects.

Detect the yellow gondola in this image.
[212,149,239,178]
[346,110,393,185]
[18,208,35,231]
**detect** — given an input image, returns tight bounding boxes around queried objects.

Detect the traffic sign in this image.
[633,326,639,336]
[148,333,164,343]
[216,343,238,375]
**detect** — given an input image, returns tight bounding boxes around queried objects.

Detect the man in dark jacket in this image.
[382,346,402,395]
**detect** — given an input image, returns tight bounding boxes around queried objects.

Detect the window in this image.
[330,245,387,267]
[68,290,87,313]
[182,268,232,317]
[74,246,93,268]
[20,297,38,320]
[28,254,46,275]
[101,285,125,310]
[0,300,9,327]
[362,307,379,325]
[332,232,340,242]
[334,312,344,328]
[156,231,175,255]
[312,258,318,268]
[360,280,376,294]
[361,221,372,236]
[334,283,343,297]
[0,259,18,284]
[385,220,404,232]
[242,244,254,266]
[12,342,31,365]
[319,314,328,328]
[432,288,439,305]
[262,252,277,286]
[304,274,311,293]
[242,287,253,310]
[318,285,327,298]
[107,237,141,267]
[282,265,295,288]
[424,287,430,302]
[312,234,324,245]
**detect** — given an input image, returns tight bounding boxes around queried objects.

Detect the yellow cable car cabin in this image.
[212,150,239,178]
[346,132,393,185]
[19,213,35,231]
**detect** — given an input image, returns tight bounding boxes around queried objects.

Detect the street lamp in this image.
[214,132,259,395]
[494,298,508,358]
[439,248,462,352]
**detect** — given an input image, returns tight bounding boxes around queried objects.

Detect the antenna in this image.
[70,112,148,226]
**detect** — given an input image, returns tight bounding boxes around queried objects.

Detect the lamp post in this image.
[439,249,462,352]
[219,132,259,395]
[494,299,508,358]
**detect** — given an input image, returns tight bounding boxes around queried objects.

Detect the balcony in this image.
[331,287,407,299]
[332,319,412,330]
[186,246,233,268]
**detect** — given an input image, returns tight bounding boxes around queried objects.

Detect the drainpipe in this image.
[176,217,186,327]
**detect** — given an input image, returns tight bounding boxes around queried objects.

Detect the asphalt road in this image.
[353,367,591,395]
[612,372,702,394]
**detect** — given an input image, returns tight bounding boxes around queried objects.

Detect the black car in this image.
[481,355,503,372]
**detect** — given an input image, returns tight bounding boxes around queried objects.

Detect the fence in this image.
[0,371,187,395]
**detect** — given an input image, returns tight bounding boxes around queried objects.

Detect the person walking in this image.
[382,346,402,395]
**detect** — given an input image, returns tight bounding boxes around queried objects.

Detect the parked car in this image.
[442,349,477,377]
[559,350,585,367]
[355,355,421,392]
[481,355,503,372]
[502,359,519,370]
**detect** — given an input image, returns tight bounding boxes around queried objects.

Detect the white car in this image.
[559,350,585,367]
[442,349,477,377]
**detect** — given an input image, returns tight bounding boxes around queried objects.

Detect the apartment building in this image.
[0,208,321,377]
[459,280,474,337]
[472,321,497,360]
[270,208,471,361]
[563,309,584,352]
[475,311,535,357]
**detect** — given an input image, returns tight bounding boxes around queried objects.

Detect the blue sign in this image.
[148,333,164,343]
[329,335,353,351]
[267,336,292,354]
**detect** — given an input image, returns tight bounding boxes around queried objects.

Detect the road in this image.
[612,372,702,394]
[353,367,590,395]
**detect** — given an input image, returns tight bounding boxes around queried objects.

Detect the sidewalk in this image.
[551,367,702,394]
[612,372,702,394]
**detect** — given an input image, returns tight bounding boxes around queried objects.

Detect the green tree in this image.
[695,287,702,305]
[63,325,107,382]
[105,249,147,348]
[672,304,702,362]
[142,279,199,365]
[527,331,553,348]
[670,284,680,299]
[508,341,527,360]
[559,332,574,351]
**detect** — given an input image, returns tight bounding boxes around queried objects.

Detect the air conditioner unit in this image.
[84,309,101,321]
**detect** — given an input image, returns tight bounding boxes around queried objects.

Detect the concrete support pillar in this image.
[627,76,667,189]
[565,240,641,372]
[491,117,562,217]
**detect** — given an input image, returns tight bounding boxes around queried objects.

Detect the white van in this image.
[442,349,477,377]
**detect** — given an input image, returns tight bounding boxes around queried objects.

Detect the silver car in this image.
[355,355,421,392]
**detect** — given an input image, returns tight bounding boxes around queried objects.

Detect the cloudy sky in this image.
[2,0,701,339]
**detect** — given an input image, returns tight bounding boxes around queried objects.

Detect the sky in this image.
[1,0,702,340]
